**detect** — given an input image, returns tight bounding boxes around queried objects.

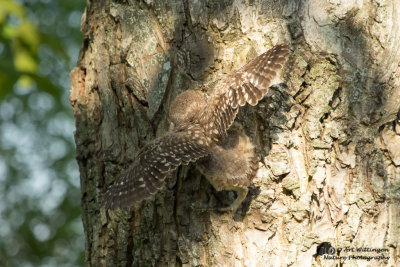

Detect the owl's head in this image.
[169,90,207,126]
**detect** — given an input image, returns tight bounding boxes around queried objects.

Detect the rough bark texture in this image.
[70,0,400,266]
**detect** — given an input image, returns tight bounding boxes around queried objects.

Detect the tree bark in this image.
[70,0,400,266]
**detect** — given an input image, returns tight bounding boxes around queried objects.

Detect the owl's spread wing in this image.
[103,125,210,210]
[203,44,290,141]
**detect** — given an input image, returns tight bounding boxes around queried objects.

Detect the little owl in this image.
[103,44,290,213]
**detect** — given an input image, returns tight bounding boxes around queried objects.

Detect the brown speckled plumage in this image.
[196,123,259,212]
[103,44,290,212]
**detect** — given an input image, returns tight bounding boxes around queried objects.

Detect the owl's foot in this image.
[218,187,249,214]
[191,187,249,214]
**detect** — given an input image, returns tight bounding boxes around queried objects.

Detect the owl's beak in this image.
[168,119,175,131]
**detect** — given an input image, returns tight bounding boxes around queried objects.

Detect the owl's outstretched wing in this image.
[203,44,290,141]
[103,124,210,210]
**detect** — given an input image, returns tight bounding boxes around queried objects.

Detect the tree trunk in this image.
[70,0,400,266]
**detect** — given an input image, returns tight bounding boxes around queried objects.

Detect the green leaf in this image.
[14,48,37,73]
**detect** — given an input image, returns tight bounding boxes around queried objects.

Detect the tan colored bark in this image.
[71,0,400,266]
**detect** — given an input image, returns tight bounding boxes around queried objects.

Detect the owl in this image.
[103,44,290,213]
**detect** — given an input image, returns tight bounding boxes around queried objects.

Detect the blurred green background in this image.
[0,0,86,266]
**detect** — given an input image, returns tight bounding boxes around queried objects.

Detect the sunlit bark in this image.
[71,0,400,266]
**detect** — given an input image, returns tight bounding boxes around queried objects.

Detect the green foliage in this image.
[0,0,38,98]
[0,0,86,266]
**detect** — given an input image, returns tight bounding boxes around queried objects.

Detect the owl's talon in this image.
[219,187,249,214]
